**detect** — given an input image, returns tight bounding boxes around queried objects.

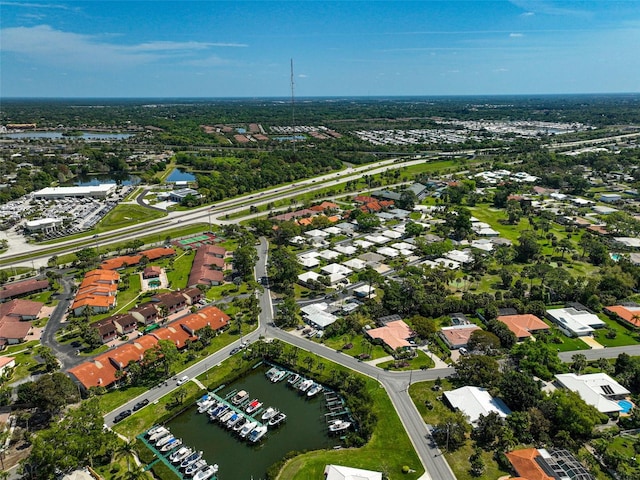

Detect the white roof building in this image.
[33,184,116,199]
[365,235,392,245]
[324,465,382,480]
[305,229,329,238]
[299,257,320,269]
[555,373,630,414]
[614,237,640,249]
[546,307,606,337]
[323,226,343,235]
[342,258,367,271]
[318,249,341,260]
[444,386,511,426]
[334,244,358,256]
[445,249,473,264]
[376,247,400,258]
[353,239,374,250]
[24,217,63,232]
[301,304,338,329]
[381,229,403,239]
[391,241,416,251]
[298,271,321,284]
[321,263,353,276]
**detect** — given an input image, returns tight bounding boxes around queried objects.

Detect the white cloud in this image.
[521,11,535,17]
[181,55,229,67]
[0,25,244,69]
[0,1,71,9]
[298,74,308,78]
[510,33,524,38]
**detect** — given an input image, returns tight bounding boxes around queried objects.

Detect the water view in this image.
[166,168,197,183]
[1,131,133,140]
[166,366,340,480]
[69,173,141,186]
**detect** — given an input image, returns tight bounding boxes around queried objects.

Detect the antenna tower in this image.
[290,58,296,154]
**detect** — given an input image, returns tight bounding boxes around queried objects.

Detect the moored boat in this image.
[231,390,249,405]
[197,398,215,413]
[161,437,182,452]
[196,393,211,407]
[261,407,278,421]
[225,412,239,427]
[270,370,286,383]
[146,425,164,437]
[239,420,257,438]
[287,373,300,385]
[245,399,262,414]
[180,450,203,469]
[307,383,323,397]
[232,416,247,432]
[185,458,207,477]
[193,464,219,480]
[265,367,279,380]
[220,410,235,423]
[328,419,352,433]
[148,426,169,441]
[156,434,174,447]
[249,425,268,443]
[268,411,287,427]
[297,379,313,392]
[215,405,230,419]
[170,446,192,464]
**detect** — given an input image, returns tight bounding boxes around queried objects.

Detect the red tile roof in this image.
[497,314,550,339]
[100,248,175,270]
[506,449,554,480]
[0,299,43,320]
[108,343,145,369]
[151,325,192,348]
[605,305,640,328]
[68,354,118,389]
[0,321,32,341]
[366,320,414,350]
[188,245,228,287]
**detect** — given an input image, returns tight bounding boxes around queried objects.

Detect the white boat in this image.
[198,398,215,414]
[208,402,224,417]
[156,434,175,447]
[215,405,230,419]
[245,399,262,414]
[329,419,352,433]
[307,383,323,397]
[225,412,239,427]
[287,373,300,385]
[170,446,192,464]
[232,416,247,432]
[231,390,249,405]
[148,427,169,442]
[161,438,182,452]
[180,450,203,469]
[298,379,313,392]
[265,367,279,379]
[249,425,268,443]
[185,459,207,477]
[270,370,286,383]
[196,394,211,407]
[146,425,164,437]
[268,411,286,427]
[261,407,278,421]
[194,464,219,480]
[239,420,257,438]
[220,410,235,423]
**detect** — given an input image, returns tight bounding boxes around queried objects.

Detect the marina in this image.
[165,363,354,480]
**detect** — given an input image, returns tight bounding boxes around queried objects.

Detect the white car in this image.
[177,375,189,385]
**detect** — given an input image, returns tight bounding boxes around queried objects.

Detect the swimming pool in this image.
[619,399,633,414]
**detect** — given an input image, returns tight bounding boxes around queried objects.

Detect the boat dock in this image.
[138,426,218,480]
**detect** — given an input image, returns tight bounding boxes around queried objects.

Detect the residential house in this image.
[545,307,605,337]
[0,356,16,377]
[0,278,49,302]
[0,299,40,345]
[129,303,159,325]
[324,465,382,480]
[506,448,594,480]
[555,373,630,415]
[188,244,227,287]
[439,325,480,349]
[443,386,511,426]
[366,320,415,354]
[142,266,162,279]
[604,304,640,330]
[152,292,187,315]
[497,314,550,341]
[90,318,118,343]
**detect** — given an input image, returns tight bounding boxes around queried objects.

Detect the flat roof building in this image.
[33,184,116,199]
[443,386,511,426]
[555,373,630,415]
[545,307,605,337]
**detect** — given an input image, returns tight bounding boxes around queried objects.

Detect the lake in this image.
[166,366,341,479]
[0,131,133,140]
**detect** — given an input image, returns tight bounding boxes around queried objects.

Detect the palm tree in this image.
[113,439,137,473]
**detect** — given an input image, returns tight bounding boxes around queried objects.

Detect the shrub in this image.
[402,465,410,474]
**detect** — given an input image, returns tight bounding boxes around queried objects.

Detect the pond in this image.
[72,172,141,186]
[166,168,197,183]
[166,365,343,480]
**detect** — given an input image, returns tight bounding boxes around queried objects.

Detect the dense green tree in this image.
[472,412,505,450]
[499,370,543,411]
[466,330,501,355]
[514,231,541,263]
[273,295,300,329]
[433,411,470,451]
[268,246,301,292]
[453,355,501,389]
[233,244,258,280]
[511,339,566,380]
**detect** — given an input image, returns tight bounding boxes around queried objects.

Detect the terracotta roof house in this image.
[0,320,32,346]
[439,325,481,349]
[179,306,230,336]
[0,356,16,376]
[129,303,159,325]
[151,324,192,349]
[142,247,176,261]
[68,354,118,390]
[188,244,228,287]
[0,278,49,302]
[497,314,550,340]
[107,343,146,369]
[604,305,640,329]
[100,247,176,270]
[506,448,594,480]
[309,201,339,212]
[366,320,415,352]
[72,293,117,316]
[142,266,162,279]
[72,269,119,316]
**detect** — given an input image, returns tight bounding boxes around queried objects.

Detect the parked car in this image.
[132,399,149,411]
[230,347,241,355]
[177,375,189,385]
[114,409,132,423]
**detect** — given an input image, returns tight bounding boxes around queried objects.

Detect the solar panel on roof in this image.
[600,384,614,395]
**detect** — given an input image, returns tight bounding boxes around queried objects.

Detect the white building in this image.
[33,184,116,199]
[324,465,382,480]
[444,386,511,426]
[555,373,630,415]
[24,217,63,232]
[545,307,605,337]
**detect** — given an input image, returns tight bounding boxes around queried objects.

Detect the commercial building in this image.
[33,184,116,199]
[24,217,63,233]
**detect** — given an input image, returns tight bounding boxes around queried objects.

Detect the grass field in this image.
[377,350,435,371]
[165,249,195,290]
[593,313,640,347]
[321,334,390,361]
[96,204,167,232]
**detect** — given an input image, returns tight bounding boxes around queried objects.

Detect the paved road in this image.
[558,345,640,362]
[40,275,79,370]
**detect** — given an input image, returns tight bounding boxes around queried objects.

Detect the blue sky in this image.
[1,1,639,97]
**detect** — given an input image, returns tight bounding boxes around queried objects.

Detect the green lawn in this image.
[377,350,435,371]
[408,379,510,480]
[165,249,194,290]
[593,313,640,347]
[96,204,167,233]
[322,334,390,361]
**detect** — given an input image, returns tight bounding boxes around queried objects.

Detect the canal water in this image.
[166,168,197,183]
[167,366,339,480]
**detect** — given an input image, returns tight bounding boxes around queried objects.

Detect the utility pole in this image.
[290,58,296,155]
